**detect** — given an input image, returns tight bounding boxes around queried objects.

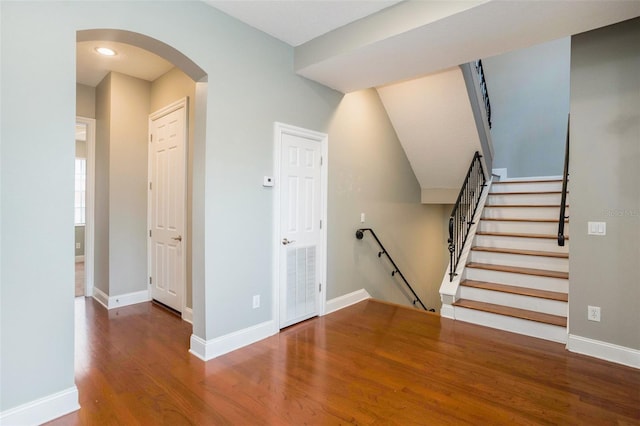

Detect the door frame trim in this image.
[272,122,328,330]
[77,116,96,297]
[147,97,189,317]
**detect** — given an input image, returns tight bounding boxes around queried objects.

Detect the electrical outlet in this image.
[76,243,81,249]
[588,305,601,322]
[360,213,365,223]
[252,295,260,309]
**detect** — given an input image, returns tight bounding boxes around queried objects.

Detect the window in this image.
[75,158,86,225]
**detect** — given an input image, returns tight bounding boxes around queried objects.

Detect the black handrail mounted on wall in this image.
[558,115,570,246]
[448,152,487,281]
[355,228,434,312]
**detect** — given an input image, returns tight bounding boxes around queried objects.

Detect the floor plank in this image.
[46,298,640,425]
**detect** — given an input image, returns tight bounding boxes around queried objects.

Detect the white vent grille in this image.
[286,246,316,321]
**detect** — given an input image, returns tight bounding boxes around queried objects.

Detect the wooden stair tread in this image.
[481,217,568,223]
[461,280,568,301]
[453,299,567,327]
[476,231,569,241]
[471,246,568,258]
[484,204,567,208]
[492,179,563,184]
[466,262,569,279]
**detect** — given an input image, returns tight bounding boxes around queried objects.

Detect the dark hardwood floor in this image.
[47,298,639,425]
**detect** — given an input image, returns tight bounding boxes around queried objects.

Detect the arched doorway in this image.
[75,27,207,339]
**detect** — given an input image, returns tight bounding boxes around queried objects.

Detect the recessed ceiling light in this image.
[95,47,116,56]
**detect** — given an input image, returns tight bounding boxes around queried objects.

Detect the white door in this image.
[276,124,327,329]
[149,99,187,312]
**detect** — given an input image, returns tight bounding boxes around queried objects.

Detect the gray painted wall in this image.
[483,38,571,178]
[76,83,96,118]
[108,72,150,297]
[75,226,85,257]
[94,74,111,295]
[569,18,640,350]
[328,89,449,311]
[95,72,151,297]
[1,1,443,413]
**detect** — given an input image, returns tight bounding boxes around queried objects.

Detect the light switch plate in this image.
[588,221,606,236]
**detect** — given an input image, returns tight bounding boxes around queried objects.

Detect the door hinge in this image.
[319,283,322,292]
[320,156,323,166]
[320,219,322,229]
[149,276,152,285]
[149,230,152,238]
[149,182,152,190]
[150,134,153,142]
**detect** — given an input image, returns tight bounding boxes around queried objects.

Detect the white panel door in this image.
[278,129,324,329]
[149,102,186,312]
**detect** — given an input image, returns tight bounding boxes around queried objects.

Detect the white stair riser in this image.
[454,307,567,343]
[479,220,568,235]
[474,234,569,253]
[488,193,562,205]
[459,286,567,316]
[464,268,568,293]
[469,250,569,273]
[483,206,568,220]
[490,182,563,193]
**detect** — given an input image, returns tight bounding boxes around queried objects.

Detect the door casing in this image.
[77,116,96,297]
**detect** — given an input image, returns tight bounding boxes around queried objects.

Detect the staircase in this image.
[452,178,569,343]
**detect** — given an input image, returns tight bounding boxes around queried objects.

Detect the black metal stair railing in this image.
[475,59,492,129]
[448,152,487,281]
[558,115,570,246]
[355,228,434,312]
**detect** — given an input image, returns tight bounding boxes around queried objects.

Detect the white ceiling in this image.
[377,67,481,191]
[205,0,403,46]
[75,1,402,87]
[76,40,175,87]
[294,0,640,92]
[76,1,640,92]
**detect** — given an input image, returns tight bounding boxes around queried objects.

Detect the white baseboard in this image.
[189,320,277,361]
[567,334,640,369]
[0,386,79,425]
[91,288,150,310]
[182,307,193,324]
[92,287,109,309]
[107,290,150,309]
[324,289,371,315]
[188,289,372,362]
[75,255,85,263]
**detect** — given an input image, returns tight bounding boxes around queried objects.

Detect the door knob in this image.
[172,235,183,242]
[282,238,296,245]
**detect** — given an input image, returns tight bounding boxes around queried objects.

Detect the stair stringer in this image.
[440,178,493,318]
